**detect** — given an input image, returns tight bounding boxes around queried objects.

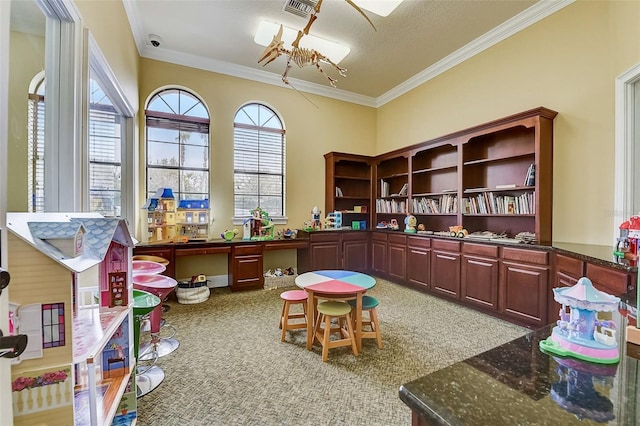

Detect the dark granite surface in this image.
[400,309,640,425]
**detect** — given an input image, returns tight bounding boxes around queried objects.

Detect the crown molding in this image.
[123,0,574,109]
[375,0,575,107]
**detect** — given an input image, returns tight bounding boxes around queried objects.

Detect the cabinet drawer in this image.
[176,246,229,256]
[371,232,387,242]
[310,233,341,243]
[342,232,368,242]
[407,236,430,249]
[585,263,630,295]
[463,243,498,257]
[502,247,548,265]
[432,239,460,252]
[233,244,263,255]
[555,254,584,277]
[388,234,407,245]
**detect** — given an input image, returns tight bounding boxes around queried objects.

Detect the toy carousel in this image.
[540,277,621,364]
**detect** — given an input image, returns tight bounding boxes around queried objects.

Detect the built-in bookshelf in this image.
[325,107,557,243]
[324,152,372,229]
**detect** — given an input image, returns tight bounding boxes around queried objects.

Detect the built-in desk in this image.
[134,238,310,291]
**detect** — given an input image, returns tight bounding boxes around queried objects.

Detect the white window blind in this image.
[233,104,286,218]
[28,91,45,213]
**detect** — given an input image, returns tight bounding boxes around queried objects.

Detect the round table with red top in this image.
[295,270,376,352]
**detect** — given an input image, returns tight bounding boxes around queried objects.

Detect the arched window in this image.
[233,103,286,219]
[145,88,210,201]
[27,74,45,212]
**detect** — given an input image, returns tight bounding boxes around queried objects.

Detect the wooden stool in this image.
[279,290,308,342]
[314,301,358,362]
[348,295,382,349]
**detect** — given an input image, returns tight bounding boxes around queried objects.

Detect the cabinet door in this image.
[311,242,342,270]
[387,242,406,281]
[343,239,368,272]
[371,240,387,274]
[407,246,430,288]
[461,255,499,310]
[500,261,548,327]
[430,250,461,299]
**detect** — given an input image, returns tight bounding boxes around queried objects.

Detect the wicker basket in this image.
[264,274,297,290]
[176,281,210,304]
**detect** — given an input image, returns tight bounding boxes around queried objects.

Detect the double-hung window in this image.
[145,89,210,201]
[27,76,45,212]
[88,77,123,217]
[233,103,286,222]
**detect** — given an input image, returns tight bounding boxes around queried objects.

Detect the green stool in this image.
[348,295,383,349]
[314,301,358,362]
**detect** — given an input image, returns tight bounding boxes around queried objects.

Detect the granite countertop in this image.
[400,309,640,425]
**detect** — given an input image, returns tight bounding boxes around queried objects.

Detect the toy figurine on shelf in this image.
[539,277,621,364]
[311,206,322,231]
[389,219,399,230]
[404,214,417,233]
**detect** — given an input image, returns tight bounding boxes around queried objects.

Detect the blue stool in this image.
[348,295,383,349]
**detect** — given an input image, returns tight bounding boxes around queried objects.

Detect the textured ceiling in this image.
[124,0,550,104]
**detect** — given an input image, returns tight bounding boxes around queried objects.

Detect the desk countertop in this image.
[399,301,639,426]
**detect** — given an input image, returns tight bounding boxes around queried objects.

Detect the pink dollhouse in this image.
[6,213,136,426]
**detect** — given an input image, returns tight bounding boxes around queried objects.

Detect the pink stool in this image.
[133,274,179,358]
[279,290,308,342]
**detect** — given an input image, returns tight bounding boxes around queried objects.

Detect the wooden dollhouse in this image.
[6,212,136,426]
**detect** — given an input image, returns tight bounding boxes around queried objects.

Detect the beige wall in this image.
[377,1,640,245]
[138,59,377,239]
[74,0,139,112]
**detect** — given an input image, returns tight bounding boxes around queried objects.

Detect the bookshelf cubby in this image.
[324,152,373,229]
[325,107,557,243]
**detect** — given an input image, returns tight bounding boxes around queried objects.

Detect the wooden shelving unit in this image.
[325,107,557,244]
[324,152,373,230]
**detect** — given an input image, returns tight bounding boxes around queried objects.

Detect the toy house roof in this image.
[7,212,135,273]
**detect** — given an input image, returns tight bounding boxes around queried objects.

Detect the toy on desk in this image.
[242,207,274,241]
[389,219,400,230]
[311,206,322,230]
[376,221,389,229]
[404,214,417,233]
[539,277,621,364]
[325,211,342,230]
[614,215,640,259]
[221,229,238,241]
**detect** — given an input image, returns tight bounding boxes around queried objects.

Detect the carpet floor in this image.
[135,278,528,425]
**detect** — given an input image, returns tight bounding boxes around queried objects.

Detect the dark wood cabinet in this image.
[228,244,263,291]
[325,152,373,230]
[371,233,387,275]
[133,246,176,278]
[430,239,461,299]
[585,262,632,295]
[461,243,499,310]
[549,253,584,323]
[407,236,430,288]
[308,233,342,270]
[343,232,369,272]
[500,247,549,327]
[387,233,407,281]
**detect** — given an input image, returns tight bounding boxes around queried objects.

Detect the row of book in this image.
[462,192,535,215]
[412,195,458,214]
[380,180,408,198]
[376,198,407,213]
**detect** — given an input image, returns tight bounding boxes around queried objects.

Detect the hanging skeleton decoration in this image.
[258,0,376,88]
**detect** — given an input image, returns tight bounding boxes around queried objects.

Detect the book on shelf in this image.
[380,179,390,197]
[335,186,343,197]
[496,183,517,189]
[524,164,535,186]
[398,183,408,196]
